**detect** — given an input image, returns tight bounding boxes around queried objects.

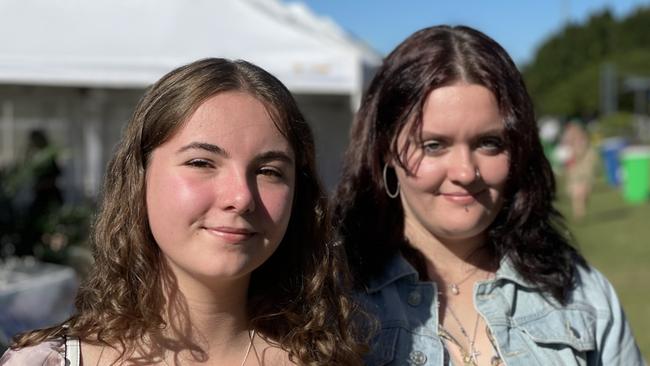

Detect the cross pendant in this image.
[463,355,477,366]
[468,347,481,364]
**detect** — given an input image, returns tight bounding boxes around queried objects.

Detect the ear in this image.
[383,155,393,168]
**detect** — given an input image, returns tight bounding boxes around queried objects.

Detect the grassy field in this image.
[556,173,650,361]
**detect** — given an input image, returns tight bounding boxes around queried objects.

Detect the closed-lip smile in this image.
[204,226,257,243]
[440,189,485,205]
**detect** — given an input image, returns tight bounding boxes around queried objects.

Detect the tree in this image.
[522,7,650,118]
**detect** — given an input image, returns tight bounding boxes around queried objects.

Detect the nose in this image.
[447,147,478,185]
[220,170,256,214]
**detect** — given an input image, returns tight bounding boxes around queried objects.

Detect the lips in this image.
[203,226,257,244]
[440,190,485,205]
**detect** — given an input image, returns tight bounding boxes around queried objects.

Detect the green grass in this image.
[555,174,650,361]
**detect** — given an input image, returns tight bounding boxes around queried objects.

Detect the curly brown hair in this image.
[11,58,367,365]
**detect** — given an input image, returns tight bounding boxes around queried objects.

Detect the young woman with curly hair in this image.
[2,58,366,365]
[332,25,643,365]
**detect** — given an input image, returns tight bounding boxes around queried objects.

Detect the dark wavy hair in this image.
[332,25,586,304]
[12,58,366,365]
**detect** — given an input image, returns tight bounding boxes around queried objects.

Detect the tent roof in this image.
[0,0,381,94]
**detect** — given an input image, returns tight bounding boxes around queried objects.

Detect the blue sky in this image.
[284,0,650,66]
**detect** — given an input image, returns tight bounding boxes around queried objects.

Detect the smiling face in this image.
[394,82,510,245]
[145,91,295,284]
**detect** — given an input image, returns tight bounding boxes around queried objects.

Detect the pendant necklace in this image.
[448,265,480,295]
[438,272,492,366]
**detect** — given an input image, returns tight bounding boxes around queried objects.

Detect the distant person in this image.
[561,121,597,220]
[1,59,366,365]
[332,25,644,365]
[25,130,63,211]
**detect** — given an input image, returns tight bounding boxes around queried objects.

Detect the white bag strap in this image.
[64,337,81,366]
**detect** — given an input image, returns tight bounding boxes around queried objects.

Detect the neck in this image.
[403,219,493,282]
[161,265,253,361]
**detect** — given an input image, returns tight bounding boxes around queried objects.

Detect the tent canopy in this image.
[0,0,381,94]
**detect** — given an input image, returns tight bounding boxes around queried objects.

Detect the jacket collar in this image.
[366,254,419,293]
[495,256,537,288]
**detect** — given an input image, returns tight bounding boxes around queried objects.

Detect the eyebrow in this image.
[177,142,294,164]
[474,128,506,137]
[419,127,505,139]
[255,150,294,165]
[177,142,227,156]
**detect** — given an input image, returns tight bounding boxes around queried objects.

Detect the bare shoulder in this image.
[0,340,65,366]
[79,340,124,366]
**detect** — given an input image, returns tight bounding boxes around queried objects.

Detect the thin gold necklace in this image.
[448,265,481,295]
[438,272,492,365]
[439,306,481,365]
[447,246,489,296]
[240,329,256,366]
[157,329,256,366]
[486,325,504,366]
[95,345,106,366]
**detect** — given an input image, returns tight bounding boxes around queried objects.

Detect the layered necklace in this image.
[438,306,481,365]
[438,270,493,366]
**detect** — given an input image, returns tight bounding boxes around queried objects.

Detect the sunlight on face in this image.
[146,91,295,284]
[394,83,510,243]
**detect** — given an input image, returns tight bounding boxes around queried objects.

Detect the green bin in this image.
[620,146,650,204]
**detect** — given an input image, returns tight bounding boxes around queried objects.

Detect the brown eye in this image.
[257,166,287,183]
[186,159,213,168]
[259,167,282,177]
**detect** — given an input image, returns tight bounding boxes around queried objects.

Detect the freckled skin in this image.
[146,91,295,285]
[394,83,510,243]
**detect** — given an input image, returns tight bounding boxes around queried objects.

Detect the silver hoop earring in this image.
[383,163,400,199]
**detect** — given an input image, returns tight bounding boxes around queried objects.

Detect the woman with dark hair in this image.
[2,58,366,365]
[333,25,643,365]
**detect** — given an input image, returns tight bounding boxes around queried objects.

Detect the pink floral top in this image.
[0,338,79,366]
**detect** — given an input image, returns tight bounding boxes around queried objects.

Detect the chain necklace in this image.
[240,329,256,366]
[438,271,492,366]
[159,329,256,366]
[448,265,481,295]
[439,305,481,366]
[447,245,490,296]
[486,325,504,366]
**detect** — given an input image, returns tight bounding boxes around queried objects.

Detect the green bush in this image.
[34,204,93,263]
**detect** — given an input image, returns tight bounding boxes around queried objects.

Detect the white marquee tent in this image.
[0,0,381,196]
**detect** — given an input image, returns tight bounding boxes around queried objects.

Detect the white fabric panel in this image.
[0,0,380,93]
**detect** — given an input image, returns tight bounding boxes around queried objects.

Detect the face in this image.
[393,83,509,244]
[146,91,295,284]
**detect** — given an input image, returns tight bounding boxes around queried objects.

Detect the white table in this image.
[0,258,78,346]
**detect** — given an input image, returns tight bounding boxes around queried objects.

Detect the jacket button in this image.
[408,350,427,365]
[407,290,422,306]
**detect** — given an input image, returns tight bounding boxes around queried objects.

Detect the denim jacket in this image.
[360,254,645,366]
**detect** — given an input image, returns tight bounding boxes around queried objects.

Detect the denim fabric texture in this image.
[361,254,645,366]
